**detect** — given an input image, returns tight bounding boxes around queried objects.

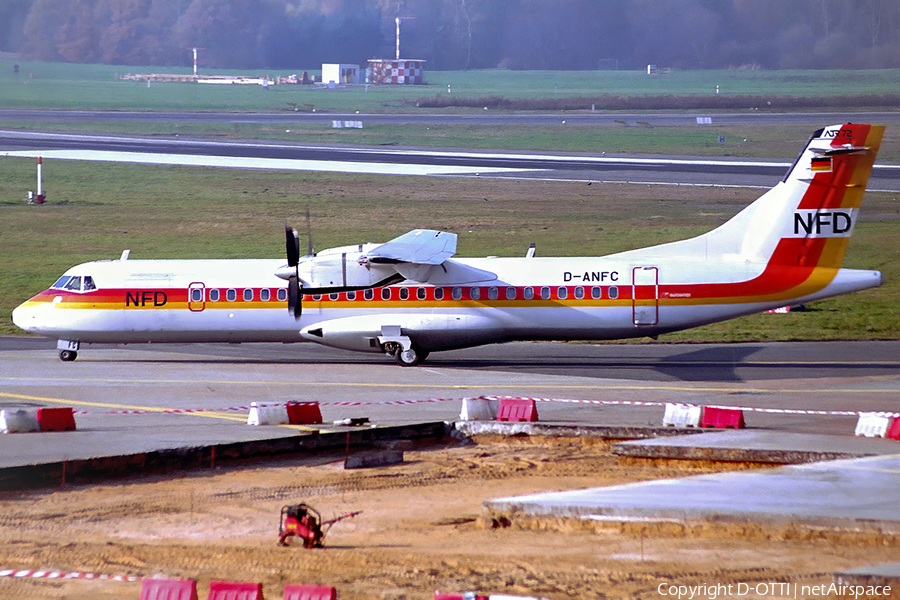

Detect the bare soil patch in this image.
[1,437,898,599]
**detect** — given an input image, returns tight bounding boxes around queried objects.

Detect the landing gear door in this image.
[632,266,658,326]
[188,282,206,312]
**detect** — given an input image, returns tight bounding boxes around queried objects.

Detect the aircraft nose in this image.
[12,302,40,333]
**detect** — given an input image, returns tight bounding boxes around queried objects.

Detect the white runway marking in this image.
[2,149,536,176]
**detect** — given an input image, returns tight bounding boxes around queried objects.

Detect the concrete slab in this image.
[344,449,404,469]
[835,563,900,593]
[612,430,900,464]
[454,420,706,440]
[485,454,900,534]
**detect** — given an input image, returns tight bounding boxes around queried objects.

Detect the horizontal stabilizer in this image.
[367,229,457,265]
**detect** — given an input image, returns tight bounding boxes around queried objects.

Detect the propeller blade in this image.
[287,276,301,319]
[285,224,300,267]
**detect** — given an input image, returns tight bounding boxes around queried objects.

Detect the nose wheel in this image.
[59,350,77,362]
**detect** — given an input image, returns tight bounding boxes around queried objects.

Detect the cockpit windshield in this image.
[51,276,71,289]
[51,275,96,292]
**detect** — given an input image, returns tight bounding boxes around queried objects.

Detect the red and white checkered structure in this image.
[367,59,425,84]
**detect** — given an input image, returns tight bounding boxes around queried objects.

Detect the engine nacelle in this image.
[298,245,398,290]
[299,313,506,353]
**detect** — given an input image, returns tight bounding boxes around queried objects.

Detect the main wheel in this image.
[393,344,428,367]
[59,350,77,362]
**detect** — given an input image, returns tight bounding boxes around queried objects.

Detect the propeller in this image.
[284,210,314,320]
[285,224,302,319]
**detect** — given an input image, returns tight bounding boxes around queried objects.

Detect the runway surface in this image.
[2,121,899,189]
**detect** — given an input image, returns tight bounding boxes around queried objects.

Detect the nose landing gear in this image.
[57,340,80,362]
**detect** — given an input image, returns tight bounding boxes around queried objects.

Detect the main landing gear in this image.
[59,350,77,362]
[383,341,429,367]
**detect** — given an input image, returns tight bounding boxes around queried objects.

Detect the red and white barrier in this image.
[435,593,551,600]
[37,407,76,432]
[140,577,198,600]
[497,398,539,422]
[855,412,896,438]
[283,584,336,600]
[699,406,745,429]
[888,417,900,440]
[663,403,702,427]
[286,402,322,425]
[208,580,264,600]
[459,397,499,421]
[0,408,40,433]
[247,402,288,426]
[0,568,138,582]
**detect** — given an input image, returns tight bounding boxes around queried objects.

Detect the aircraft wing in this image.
[366,230,457,265]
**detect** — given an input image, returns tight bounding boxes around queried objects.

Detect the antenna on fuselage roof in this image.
[305,207,313,256]
[525,243,536,258]
[120,250,130,261]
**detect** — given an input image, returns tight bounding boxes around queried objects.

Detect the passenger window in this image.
[381,288,391,301]
[243,288,253,302]
[329,293,339,301]
[347,291,356,301]
[575,286,584,300]
[488,286,498,300]
[276,288,286,301]
[506,287,516,300]
[312,294,322,301]
[452,287,462,300]
[540,286,550,300]
[557,287,567,300]
[64,276,82,291]
[210,289,220,302]
[191,288,203,302]
[364,289,374,300]
[470,287,481,300]
[434,287,444,301]
[524,287,534,300]
[226,288,237,302]
[417,287,427,300]
[400,288,409,300]
[83,276,96,291]
[609,286,619,299]
[261,289,271,301]
[591,286,602,300]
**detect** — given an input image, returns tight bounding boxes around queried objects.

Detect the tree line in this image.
[3,0,900,70]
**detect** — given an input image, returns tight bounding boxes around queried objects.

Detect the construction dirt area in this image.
[1,435,899,600]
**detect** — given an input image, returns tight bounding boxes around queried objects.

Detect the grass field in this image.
[1,157,897,341]
[3,63,900,160]
[2,61,900,113]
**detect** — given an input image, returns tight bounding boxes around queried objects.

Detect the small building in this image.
[366,59,425,84]
[322,64,359,85]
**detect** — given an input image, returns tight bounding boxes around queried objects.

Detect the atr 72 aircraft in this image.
[12,123,885,366]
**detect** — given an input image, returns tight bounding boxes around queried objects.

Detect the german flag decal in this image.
[810,156,832,172]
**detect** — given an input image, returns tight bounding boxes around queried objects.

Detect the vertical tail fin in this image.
[704,123,883,270]
[776,123,883,270]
